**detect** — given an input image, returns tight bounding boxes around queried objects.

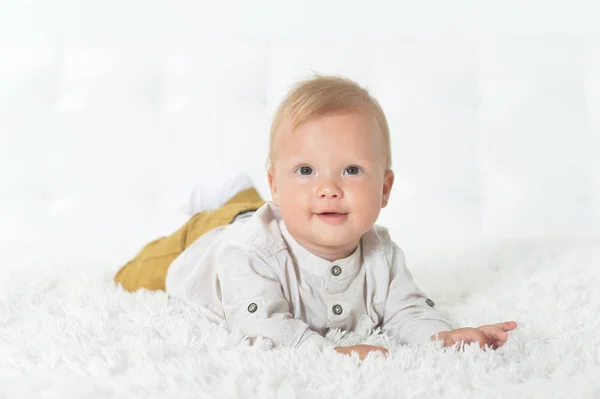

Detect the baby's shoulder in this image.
[217,203,287,256]
[363,224,394,252]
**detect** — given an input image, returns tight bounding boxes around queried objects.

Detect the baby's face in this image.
[268,111,394,261]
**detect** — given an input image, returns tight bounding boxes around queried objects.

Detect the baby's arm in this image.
[217,244,335,352]
[380,243,456,344]
[381,243,517,349]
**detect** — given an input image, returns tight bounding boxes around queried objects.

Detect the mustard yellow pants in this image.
[114,188,265,292]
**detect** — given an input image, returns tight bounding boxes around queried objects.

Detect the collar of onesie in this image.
[278,219,363,294]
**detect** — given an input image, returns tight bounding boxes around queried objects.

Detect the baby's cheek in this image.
[283,182,309,200]
[351,184,379,205]
[364,192,385,221]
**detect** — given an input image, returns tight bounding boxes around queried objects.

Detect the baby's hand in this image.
[334,344,389,360]
[434,321,517,350]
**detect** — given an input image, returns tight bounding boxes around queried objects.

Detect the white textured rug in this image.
[2,237,600,398]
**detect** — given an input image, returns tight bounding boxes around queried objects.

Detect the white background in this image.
[1,0,599,266]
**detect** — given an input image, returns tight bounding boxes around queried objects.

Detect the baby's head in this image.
[267,75,394,261]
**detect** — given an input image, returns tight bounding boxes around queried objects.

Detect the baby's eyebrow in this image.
[287,155,373,163]
[286,155,310,164]
[344,158,372,166]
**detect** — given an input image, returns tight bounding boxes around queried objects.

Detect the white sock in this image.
[179,172,254,215]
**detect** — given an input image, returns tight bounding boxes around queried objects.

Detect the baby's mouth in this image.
[317,211,348,216]
[315,211,349,224]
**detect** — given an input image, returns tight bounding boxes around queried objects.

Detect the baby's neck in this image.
[297,238,359,262]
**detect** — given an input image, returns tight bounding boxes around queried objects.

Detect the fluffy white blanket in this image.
[2,238,600,398]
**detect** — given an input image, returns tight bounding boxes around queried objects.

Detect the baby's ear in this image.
[267,168,280,206]
[381,169,394,208]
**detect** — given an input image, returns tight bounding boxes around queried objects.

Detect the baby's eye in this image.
[344,166,362,175]
[296,166,314,176]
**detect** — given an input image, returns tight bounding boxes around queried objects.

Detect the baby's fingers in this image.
[376,347,390,357]
[359,347,387,360]
[490,321,518,332]
[480,326,509,344]
[458,330,488,348]
[492,340,506,349]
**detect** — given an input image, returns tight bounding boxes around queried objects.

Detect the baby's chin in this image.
[309,233,361,252]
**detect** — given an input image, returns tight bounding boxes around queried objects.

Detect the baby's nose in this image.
[320,190,339,198]
[317,184,343,199]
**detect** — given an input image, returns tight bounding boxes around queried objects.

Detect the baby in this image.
[115,75,517,359]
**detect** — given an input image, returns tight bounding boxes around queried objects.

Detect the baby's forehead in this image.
[272,112,383,155]
[283,109,378,134]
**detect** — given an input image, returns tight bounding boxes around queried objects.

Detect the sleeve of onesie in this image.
[217,244,336,353]
[381,243,456,345]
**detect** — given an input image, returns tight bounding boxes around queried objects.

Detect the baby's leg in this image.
[114,186,265,292]
[113,211,211,292]
[114,188,264,291]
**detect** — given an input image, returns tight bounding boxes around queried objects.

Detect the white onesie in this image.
[166,202,455,351]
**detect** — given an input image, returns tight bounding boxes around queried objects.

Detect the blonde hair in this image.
[268,75,391,169]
